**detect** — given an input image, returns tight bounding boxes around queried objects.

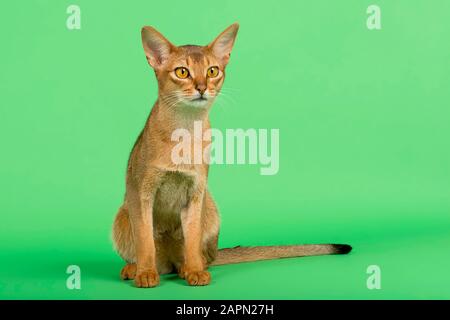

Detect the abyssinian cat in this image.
[112,23,352,288]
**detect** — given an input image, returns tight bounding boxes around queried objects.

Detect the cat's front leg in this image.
[180,189,211,286]
[128,191,160,288]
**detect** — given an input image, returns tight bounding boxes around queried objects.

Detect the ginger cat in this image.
[112,23,351,288]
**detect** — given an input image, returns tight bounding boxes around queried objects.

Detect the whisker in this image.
[216,92,237,105]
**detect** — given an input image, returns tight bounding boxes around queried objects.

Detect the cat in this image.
[112,23,352,288]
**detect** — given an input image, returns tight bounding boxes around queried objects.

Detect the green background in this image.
[1,0,449,299]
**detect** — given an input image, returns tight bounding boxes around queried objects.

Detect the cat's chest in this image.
[153,171,196,216]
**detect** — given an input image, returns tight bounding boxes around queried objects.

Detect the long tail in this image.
[210,244,352,266]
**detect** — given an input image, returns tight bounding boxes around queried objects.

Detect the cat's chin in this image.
[182,99,211,109]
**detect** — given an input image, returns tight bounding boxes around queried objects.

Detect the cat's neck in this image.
[150,98,211,133]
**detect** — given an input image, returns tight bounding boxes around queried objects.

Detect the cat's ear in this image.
[141,26,175,68]
[208,23,239,66]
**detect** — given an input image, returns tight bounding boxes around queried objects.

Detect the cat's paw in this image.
[134,269,160,288]
[185,270,211,286]
[120,263,137,280]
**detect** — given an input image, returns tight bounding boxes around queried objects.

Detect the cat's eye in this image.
[207,66,219,78]
[175,67,190,79]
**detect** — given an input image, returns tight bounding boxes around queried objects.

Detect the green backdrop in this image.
[1,0,449,299]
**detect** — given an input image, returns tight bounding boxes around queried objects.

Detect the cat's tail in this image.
[210,244,352,266]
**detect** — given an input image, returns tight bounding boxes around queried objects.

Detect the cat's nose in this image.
[195,84,207,95]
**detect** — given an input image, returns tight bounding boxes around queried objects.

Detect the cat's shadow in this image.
[79,260,248,287]
[47,255,261,288]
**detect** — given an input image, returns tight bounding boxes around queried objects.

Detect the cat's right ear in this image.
[141,26,175,69]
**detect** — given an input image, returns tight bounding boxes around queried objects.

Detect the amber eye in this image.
[175,67,190,79]
[207,66,219,78]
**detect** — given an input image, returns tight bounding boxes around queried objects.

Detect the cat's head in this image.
[141,23,239,109]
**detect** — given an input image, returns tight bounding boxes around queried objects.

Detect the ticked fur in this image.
[112,23,351,288]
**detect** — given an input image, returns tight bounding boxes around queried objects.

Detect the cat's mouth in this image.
[184,94,210,108]
[191,96,207,102]
[188,96,209,107]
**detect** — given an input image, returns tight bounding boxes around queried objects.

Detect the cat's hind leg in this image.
[120,263,137,280]
[113,205,138,281]
[112,204,135,263]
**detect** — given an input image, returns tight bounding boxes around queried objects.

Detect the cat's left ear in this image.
[208,23,239,66]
